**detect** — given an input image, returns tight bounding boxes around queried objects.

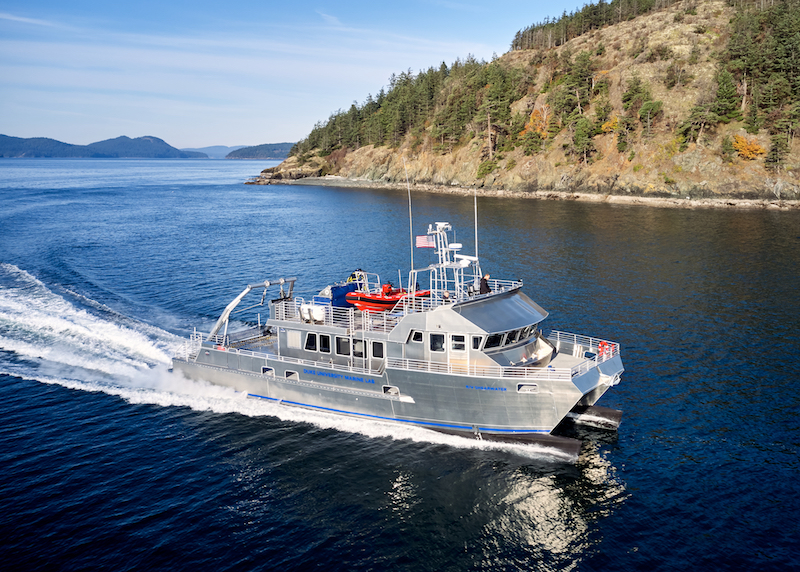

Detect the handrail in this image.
[386,357,573,381]
[546,330,621,360]
[176,326,620,383]
[272,297,402,334]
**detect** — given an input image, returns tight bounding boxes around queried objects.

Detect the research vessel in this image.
[173,222,623,456]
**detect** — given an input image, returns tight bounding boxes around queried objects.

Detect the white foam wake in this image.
[0,264,570,461]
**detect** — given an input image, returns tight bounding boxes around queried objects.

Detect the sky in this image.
[0,1,585,149]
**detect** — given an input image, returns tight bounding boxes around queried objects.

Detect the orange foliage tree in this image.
[521,104,550,137]
[732,135,766,160]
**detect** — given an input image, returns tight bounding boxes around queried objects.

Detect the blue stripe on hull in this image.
[247,392,549,434]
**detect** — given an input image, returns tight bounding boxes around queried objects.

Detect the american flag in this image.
[415,235,435,248]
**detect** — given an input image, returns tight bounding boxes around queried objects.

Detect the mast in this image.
[474,189,479,260]
[404,156,414,273]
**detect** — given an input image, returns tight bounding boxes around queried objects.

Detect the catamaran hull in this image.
[172,349,623,456]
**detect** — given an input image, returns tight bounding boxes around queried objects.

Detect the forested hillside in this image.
[226,142,294,159]
[277,0,800,200]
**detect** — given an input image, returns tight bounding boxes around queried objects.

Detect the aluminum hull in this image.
[172,344,623,438]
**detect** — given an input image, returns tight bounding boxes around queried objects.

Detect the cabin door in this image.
[448,334,468,374]
[427,333,448,367]
[352,338,367,370]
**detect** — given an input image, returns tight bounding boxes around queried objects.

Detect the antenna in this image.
[404,156,414,271]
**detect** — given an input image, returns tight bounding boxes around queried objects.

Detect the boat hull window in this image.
[286,370,299,380]
[305,333,317,351]
[383,385,400,396]
[320,334,331,353]
[517,383,539,393]
[336,336,351,356]
[261,366,274,375]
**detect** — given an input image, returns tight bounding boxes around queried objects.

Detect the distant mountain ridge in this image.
[225,142,294,159]
[180,145,247,159]
[0,135,207,158]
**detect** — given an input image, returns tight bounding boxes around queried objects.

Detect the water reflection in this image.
[216,417,627,570]
[476,444,627,568]
[386,471,421,519]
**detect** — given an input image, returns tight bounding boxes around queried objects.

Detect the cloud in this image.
[316,11,342,26]
[0,12,61,28]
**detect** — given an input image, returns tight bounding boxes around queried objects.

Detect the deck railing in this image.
[271,297,403,333]
[270,282,524,334]
[547,331,620,359]
[385,331,620,381]
[385,357,574,381]
[174,323,619,386]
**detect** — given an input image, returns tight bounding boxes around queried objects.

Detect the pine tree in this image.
[715,70,742,123]
[765,132,789,170]
[744,97,760,134]
[572,116,596,163]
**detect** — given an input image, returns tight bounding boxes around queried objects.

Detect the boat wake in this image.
[0,263,575,462]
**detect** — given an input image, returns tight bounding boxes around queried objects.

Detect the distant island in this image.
[225,142,294,160]
[180,145,247,159]
[0,135,208,158]
[0,135,295,160]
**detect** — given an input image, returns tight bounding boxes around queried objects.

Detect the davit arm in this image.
[206,277,296,341]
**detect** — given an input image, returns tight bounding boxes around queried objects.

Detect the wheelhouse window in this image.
[353,339,364,358]
[484,333,504,349]
[305,333,317,351]
[409,330,423,343]
[505,329,521,346]
[430,333,445,352]
[472,336,483,350]
[336,336,350,356]
[319,334,331,354]
[451,334,466,352]
[372,341,384,358]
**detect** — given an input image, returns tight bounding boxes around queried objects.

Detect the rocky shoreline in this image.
[247,174,800,211]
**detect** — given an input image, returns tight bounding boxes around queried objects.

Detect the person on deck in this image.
[479,273,491,294]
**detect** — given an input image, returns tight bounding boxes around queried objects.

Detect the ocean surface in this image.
[1,158,798,571]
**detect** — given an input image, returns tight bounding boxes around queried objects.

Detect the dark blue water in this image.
[1,159,798,571]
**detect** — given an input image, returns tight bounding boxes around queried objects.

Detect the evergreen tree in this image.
[765,131,789,170]
[572,116,596,163]
[638,100,663,137]
[677,104,720,150]
[715,70,742,123]
[621,74,651,114]
[744,95,761,134]
[720,135,736,163]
